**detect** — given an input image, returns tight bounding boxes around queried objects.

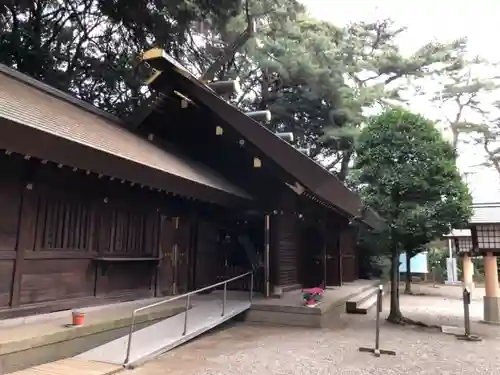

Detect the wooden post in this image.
[484,253,500,297]
[337,228,344,286]
[462,253,473,287]
[264,214,270,297]
[11,186,37,307]
[322,222,327,288]
[172,217,180,295]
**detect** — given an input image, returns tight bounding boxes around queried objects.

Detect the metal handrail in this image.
[124,270,253,365]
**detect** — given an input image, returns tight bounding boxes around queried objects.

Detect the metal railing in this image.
[124,271,253,365]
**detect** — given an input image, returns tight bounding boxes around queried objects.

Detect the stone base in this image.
[271,284,301,298]
[483,296,500,324]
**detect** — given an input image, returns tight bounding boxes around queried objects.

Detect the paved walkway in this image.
[123,284,500,375]
[8,359,121,375]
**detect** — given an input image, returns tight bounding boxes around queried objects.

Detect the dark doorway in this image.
[215,216,264,292]
[325,230,341,286]
[300,224,324,288]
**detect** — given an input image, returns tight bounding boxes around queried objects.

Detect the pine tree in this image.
[0,0,247,116]
[230,16,472,180]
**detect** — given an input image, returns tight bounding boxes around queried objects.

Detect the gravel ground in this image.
[127,285,500,375]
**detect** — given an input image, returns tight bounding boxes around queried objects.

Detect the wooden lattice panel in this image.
[476,224,500,250]
[452,237,473,253]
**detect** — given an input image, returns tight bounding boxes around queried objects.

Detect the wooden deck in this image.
[7,359,121,375]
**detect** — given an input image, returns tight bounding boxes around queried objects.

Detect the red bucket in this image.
[72,311,85,326]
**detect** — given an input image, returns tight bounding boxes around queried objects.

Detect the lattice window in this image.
[110,210,147,254]
[477,224,500,249]
[457,237,473,252]
[42,199,89,250]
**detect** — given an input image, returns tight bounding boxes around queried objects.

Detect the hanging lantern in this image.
[474,224,500,251]
[451,236,473,254]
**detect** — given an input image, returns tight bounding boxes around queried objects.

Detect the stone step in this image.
[355,294,378,314]
[345,287,377,313]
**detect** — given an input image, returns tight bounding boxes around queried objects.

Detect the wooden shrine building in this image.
[0,52,384,317]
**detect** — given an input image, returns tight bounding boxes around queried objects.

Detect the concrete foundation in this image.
[0,298,184,374]
[246,280,384,328]
[483,296,500,324]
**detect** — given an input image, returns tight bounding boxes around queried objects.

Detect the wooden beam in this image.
[276,132,294,143]
[125,92,161,128]
[246,110,271,122]
[207,79,241,96]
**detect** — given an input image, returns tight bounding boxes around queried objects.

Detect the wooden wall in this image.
[270,214,301,287]
[268,209,360,290]
[0,153,201,314]
[340,227,358,282]
[325,223,342,287]
[0,153,23,308]
[194,220,218,289]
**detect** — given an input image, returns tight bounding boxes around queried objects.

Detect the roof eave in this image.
[139,50,386,226]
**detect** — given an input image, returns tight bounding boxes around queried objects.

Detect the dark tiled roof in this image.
[0,65,251,200]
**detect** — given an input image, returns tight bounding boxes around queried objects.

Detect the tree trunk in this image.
[338,149,353,182]
[404,252,412,294]
[387,247,403,323]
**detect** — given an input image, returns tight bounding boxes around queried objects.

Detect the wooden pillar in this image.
[462,254,474,287]
[11,160,39,307]
[484,253,499,297]
[322,221,327,289]
[264,214,270,297]
[483,252,500,323]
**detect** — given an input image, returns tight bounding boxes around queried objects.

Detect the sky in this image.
[302,0,500,203]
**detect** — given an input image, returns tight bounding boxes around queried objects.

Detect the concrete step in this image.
[345,287,377,313]
[355,294,378,314]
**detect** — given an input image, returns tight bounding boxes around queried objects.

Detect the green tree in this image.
[352,108,472,324]
[0,0,247,116]
[0,1,477,186]
[236,16,471,180]
[466,104,500,179]
[425,58,500,182]
[427,58,500,149]
[329,22,468,180]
